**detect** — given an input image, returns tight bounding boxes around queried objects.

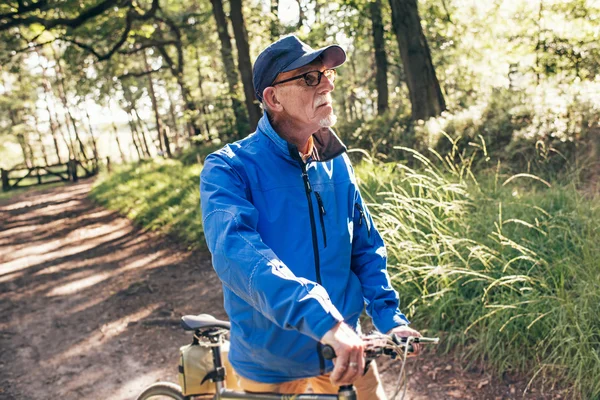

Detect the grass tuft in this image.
[356,148,600,398]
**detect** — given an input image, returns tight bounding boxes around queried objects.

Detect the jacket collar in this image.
[257,112,347,163]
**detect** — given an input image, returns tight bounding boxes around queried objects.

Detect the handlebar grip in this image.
[416,337,440,344]
[391,334,440,345]
[321,345,336,360]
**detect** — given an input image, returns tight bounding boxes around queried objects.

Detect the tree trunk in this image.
[46,105,64,163]
[50,127,63,164]
[108,100,128,163]
[127,115,143,161]
[370,0,389,114]
[155,44,204,138]
[131,107,153,157]
[44,59,76,159]
[41,68,67,161]
[195,47,212,138]
[82,101,99,160]
[210,0,250,138]
[270,0,280,40]
[111,120,127,163]
[162,125,172,157]
[49,92,75,159]
[17,134,33,168]
[297,0,305,29]
[166,86,183,150]
[36,47,64,163]
[152,15,204,137]
[125,108,145,160]
[52,47,89,159]
[535,0,544,84]
[142,50,169,157]
[48,111,64,162]
[8,108,32,168]
[32,112,50,166]
[230,0,262,130]
[50,98,73,159]
[388,0,446,120]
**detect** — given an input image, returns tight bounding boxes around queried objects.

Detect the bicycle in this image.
[136,314,439,400]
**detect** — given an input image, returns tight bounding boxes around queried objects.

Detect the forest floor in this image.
[0,180,561,400]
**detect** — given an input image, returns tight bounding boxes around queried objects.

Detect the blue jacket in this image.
[200,113,409,383]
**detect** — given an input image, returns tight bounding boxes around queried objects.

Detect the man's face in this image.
[272,59,337,130]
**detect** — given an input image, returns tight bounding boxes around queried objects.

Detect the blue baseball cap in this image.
[252,35,346,102]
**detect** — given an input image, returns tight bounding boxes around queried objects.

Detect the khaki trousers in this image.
[235,362,387,400]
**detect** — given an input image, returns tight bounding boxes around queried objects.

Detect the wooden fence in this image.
[1,159,99,192]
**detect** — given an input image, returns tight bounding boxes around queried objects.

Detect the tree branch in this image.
[1,0,163,63]
[0,38,56,65]
[56,8,132,61]
[0,0,50,19]
[13,38,56,54]
[118,39,177,55]
[440,0,454,25]
[118,65,168,79]
[156,45,178,74]
[0,0,121,31]
[153,15,183,74]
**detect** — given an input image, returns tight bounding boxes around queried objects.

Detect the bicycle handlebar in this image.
[321,333,439,361]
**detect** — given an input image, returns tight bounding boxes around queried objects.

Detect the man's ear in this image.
[263,87,284,112]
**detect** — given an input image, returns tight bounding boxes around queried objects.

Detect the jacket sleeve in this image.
[349,168,410,334]
[200,152,343,341]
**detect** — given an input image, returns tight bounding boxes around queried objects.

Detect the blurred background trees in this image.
[0,0,598,177]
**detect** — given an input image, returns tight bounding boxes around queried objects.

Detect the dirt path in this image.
[0,181,552,400]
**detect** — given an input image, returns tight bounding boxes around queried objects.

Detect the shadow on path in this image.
[0,180,224,400]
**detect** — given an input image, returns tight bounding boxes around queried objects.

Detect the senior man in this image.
[200,35,421,398]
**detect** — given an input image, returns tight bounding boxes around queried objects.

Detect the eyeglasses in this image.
[272,69,337,87]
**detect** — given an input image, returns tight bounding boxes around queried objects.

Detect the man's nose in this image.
[318,74,335,93]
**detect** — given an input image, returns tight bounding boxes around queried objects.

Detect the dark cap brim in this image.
[282,45,347,73]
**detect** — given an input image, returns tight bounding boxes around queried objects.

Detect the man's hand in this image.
[387,325,422,357]
[321,322,365,386]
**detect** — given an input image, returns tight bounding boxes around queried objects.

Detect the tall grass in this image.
[355,146,600,398]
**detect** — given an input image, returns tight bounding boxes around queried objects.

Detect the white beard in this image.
[319,112,338,127]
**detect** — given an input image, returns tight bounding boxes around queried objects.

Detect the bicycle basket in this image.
[178,340,239,396]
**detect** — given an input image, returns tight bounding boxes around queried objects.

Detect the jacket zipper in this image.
[299,162,326,375]
[355,203,371,237]
[314,191,327,248]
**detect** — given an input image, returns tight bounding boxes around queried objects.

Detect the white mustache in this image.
[314,95,332,107]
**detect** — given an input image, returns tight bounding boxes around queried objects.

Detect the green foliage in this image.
[408,81,600,181]
[178,141,223,165]
[355,147,600,398]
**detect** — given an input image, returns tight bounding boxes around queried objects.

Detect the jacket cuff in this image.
[374,310,410,334]
[313,312,344,342]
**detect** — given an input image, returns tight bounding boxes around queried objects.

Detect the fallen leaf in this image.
[477,379,489,389]
[447,390,465,398]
